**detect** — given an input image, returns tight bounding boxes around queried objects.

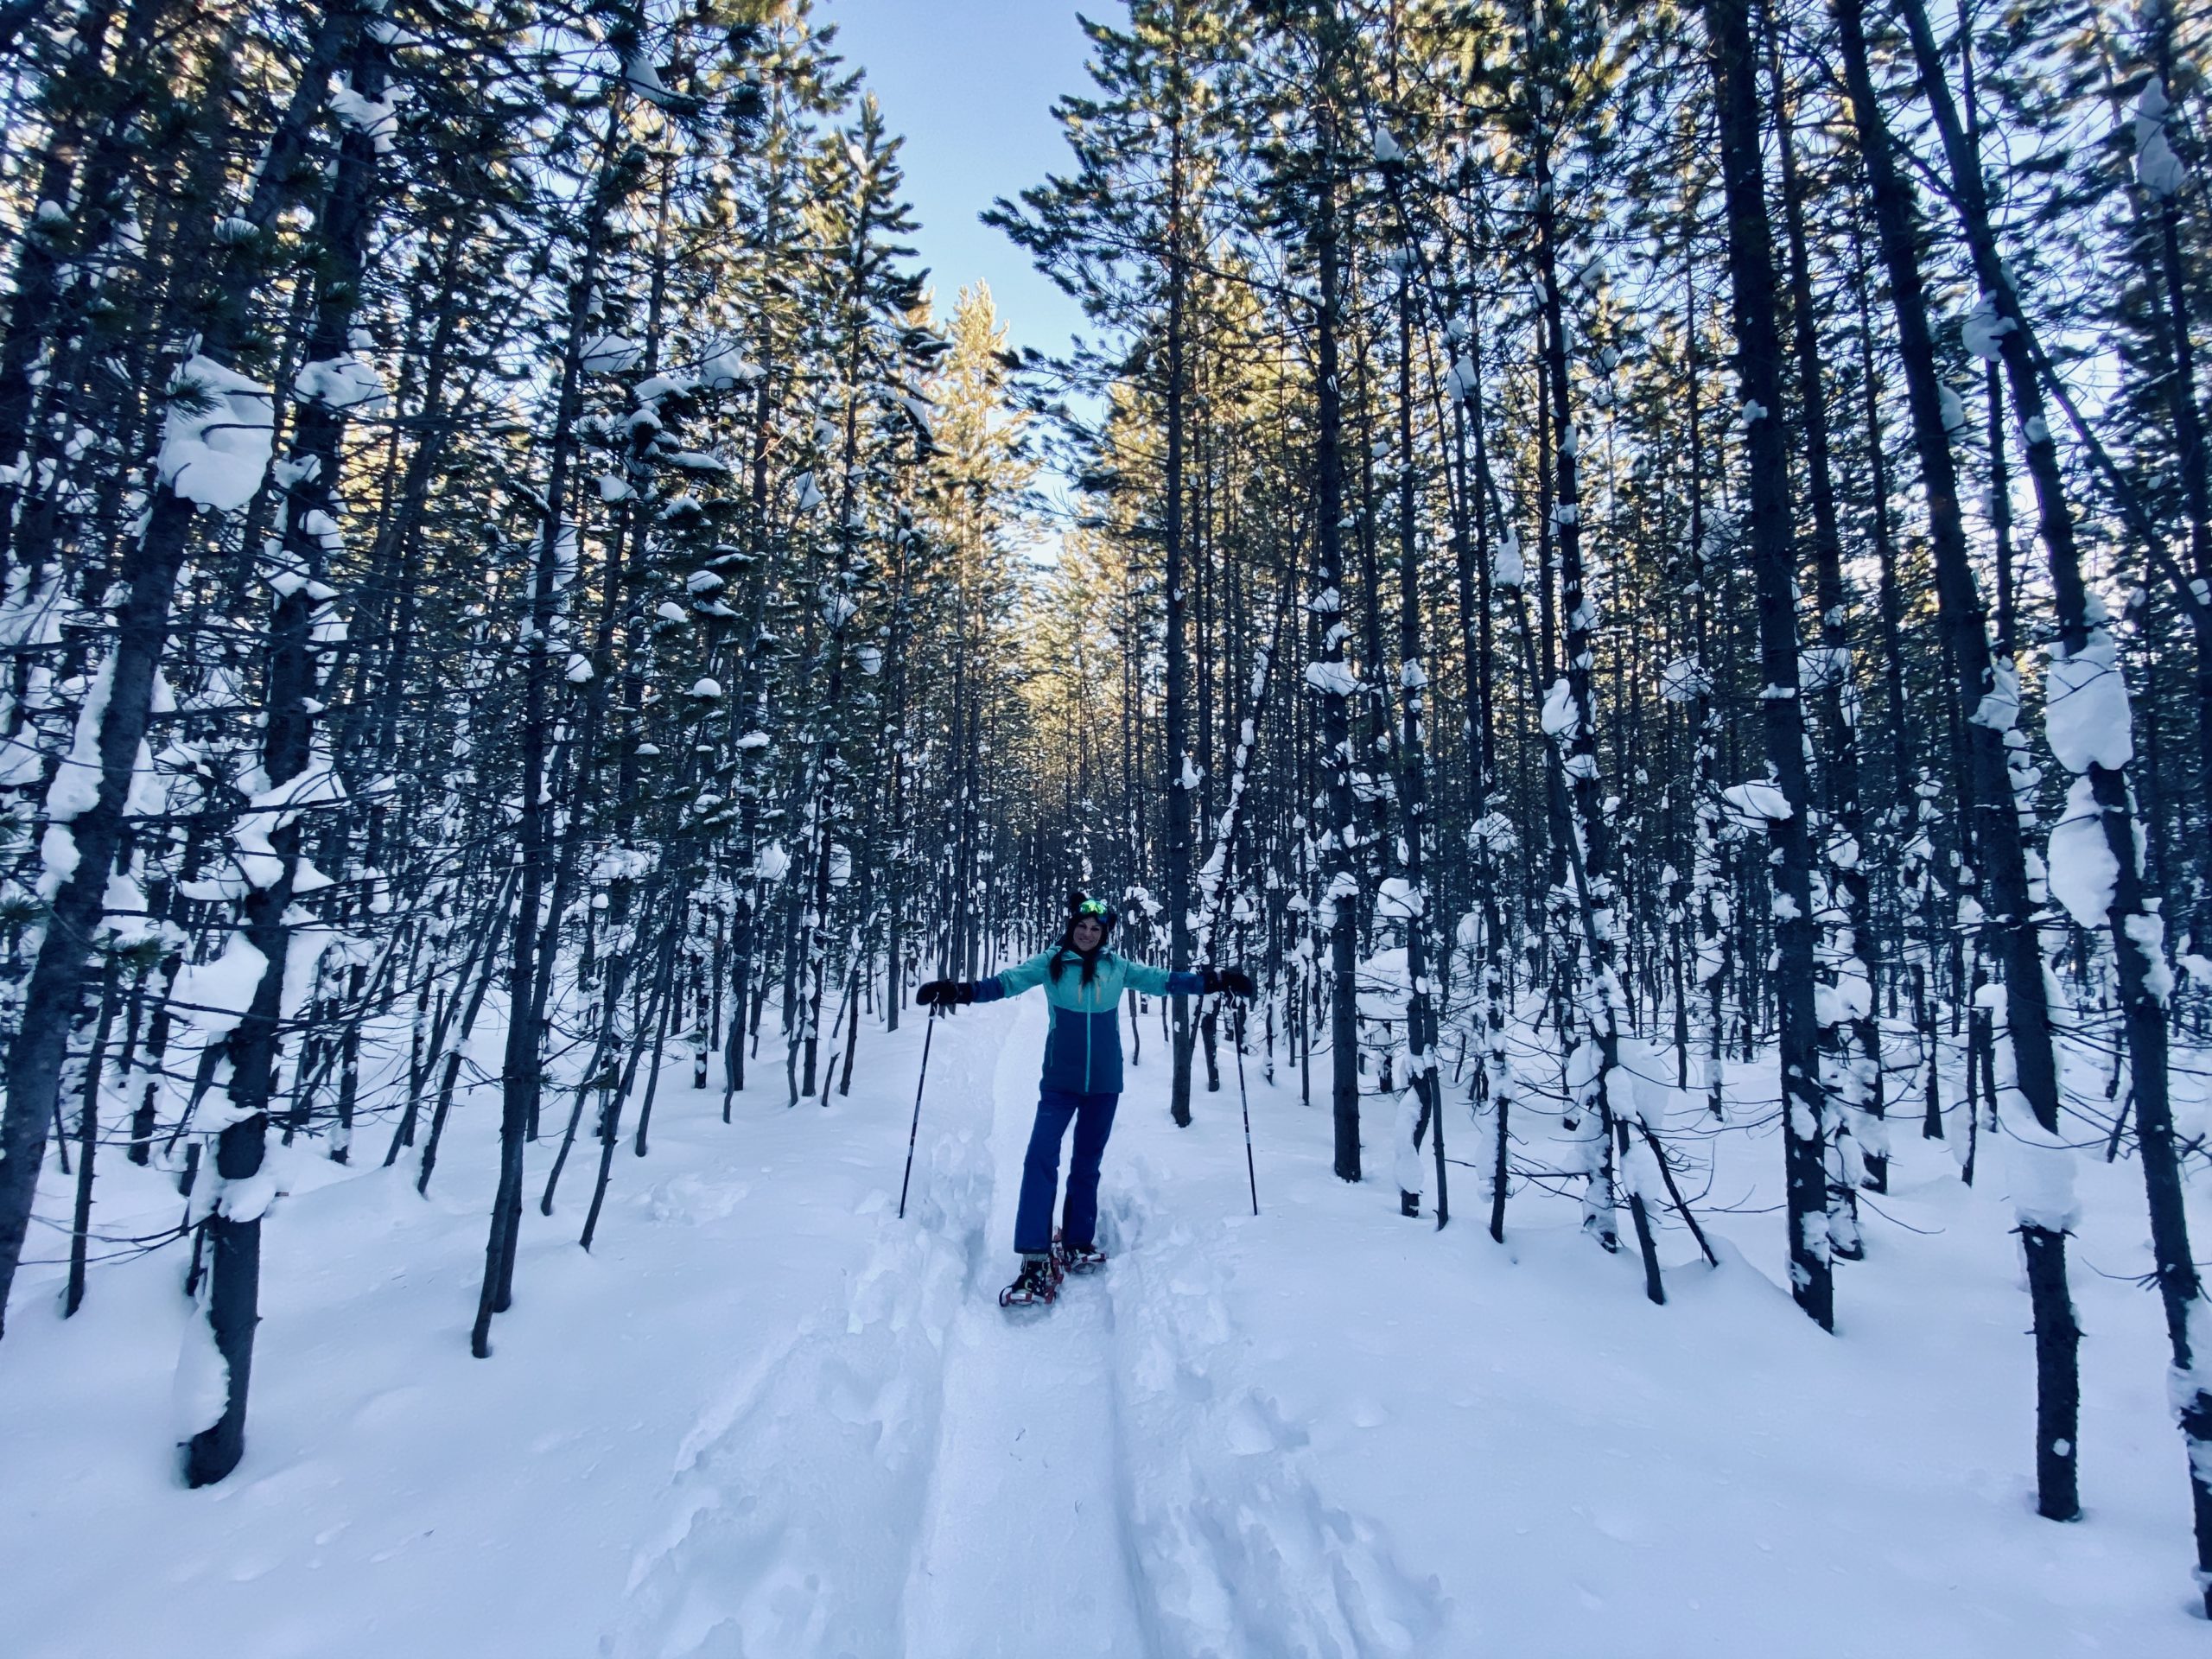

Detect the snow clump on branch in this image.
[2133,79,2187,198]
[158,356,274,512]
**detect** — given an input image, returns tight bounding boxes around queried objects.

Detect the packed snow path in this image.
[899,1004,1147,1658]
[615,996,1436,1658]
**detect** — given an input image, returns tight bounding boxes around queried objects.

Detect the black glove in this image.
[1200,965,1256,1000]
[916,979,972,1009]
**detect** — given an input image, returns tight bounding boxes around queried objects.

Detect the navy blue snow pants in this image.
[1014,1088,1118,1255]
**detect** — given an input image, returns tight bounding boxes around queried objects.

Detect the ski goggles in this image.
[1073,899,1112,919]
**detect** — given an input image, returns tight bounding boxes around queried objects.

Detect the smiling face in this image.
[1071,914,1105,951]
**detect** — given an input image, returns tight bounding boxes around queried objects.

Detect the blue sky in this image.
[822,0,1096,359]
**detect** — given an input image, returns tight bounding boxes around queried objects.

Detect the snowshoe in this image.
[1055,1237,1108,1274]
[998,1254,1061,1310]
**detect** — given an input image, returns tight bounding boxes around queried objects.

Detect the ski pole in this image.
[897,1005,941,1220]
[1233,1001,1258,1217]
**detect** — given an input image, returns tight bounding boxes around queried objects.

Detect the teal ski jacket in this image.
[975,949,1201,1095]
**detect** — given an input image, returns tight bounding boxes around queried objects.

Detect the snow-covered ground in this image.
[3,991,2207,1656]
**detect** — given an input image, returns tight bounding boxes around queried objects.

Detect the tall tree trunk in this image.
[1897,0,2197,1563]
[1395,265,1445,1226]
[1832,0,2078,1515]
[471,104,625,1360]
[1530,115,1659,1297]
[1707,0,1830,1330]
[1765,3,1881,1211]
[1313,117,1361,1183]
[1166,108,1198,1128]
[186,16,385,1483]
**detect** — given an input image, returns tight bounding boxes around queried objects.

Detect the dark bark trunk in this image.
[1765,3,1881,1210]
[1833,0,2076,1510]
[1708,0,1830,1329]
[1314,126,1360,1183]
[1395,268,1445,1228]
[472,107,625,1360]
[1166,113,1197,1129]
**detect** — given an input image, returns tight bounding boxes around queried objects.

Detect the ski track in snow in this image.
[1101,1165,1445,1658]
[607,1021,992,1659]
[899,998,1150,1659]
[610,998,1441,1657]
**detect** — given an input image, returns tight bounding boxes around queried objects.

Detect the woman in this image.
[918,892,1254,1306]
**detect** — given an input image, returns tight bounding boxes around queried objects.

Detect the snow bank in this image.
[10,995,2208,1659]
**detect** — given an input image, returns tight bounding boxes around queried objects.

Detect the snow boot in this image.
[999,1252,1061,1309]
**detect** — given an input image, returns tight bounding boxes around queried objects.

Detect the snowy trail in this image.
[611,997,1440,1658]
[607,1016,1001,1659]
[901,995,1151,1657]
[1096,1160,1444,1657]
[898,997,1440,1659]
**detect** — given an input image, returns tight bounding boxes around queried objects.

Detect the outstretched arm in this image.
[1123,958,1206,998]
[975,952,1055,1001]
[918,953,1056,1010]
[1127,960,1255,999]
